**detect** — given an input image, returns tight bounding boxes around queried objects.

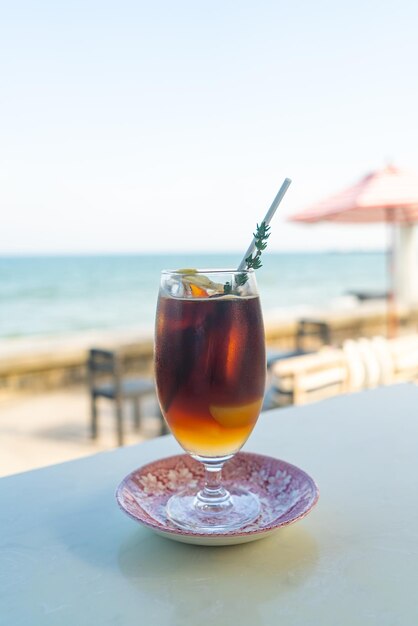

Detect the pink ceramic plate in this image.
[116,452,319,546]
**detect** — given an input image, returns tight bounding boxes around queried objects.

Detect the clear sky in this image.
[1,0,418,254]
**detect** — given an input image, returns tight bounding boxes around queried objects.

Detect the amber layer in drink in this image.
[155,295,266,457]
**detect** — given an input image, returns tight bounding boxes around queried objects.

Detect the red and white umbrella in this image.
[290,165,418,224]
[289,165,418,335]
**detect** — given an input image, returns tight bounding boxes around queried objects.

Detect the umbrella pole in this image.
[386,212,397,338]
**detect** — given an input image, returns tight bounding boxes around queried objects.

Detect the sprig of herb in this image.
[224,221,271,294]
[244,221,271,270]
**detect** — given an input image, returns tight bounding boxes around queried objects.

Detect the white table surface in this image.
[1,384,418,626]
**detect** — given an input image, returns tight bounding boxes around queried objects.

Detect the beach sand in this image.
[0,386,163,477]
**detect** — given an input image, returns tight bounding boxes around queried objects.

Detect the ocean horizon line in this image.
[0,249,386,259]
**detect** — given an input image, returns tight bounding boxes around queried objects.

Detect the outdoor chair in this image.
[369,336,394,385]
[385,334,418,382]
[263,347,313,410]
[342,339,367,391]
[346,334,418,388]
[87,348,167,446]
[340,337,392,391]
[262,319,329,410]
[295,318,332,351]
[264,333,418,411]
[268,348,349,406]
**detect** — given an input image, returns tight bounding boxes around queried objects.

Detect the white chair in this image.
[356,338,381,388]
[370,336,394,385]
[342,339,367,392]
[270,348,348,406]
[387,334,418,382]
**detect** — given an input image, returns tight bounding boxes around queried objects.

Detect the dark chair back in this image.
[87,347,166,445]
[296,319,331,351]
[88,349,121,395]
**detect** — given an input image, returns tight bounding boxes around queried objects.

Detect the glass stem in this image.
[196,462,232,508]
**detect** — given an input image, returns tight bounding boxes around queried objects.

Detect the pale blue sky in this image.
[1,0,418,254]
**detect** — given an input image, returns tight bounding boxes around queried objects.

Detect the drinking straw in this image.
[237,177,292,271]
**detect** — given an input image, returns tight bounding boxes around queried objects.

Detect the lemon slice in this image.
[178,272,224,294]
[209,399,261,428]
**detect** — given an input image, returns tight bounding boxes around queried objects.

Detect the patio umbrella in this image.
[289,165,418,335]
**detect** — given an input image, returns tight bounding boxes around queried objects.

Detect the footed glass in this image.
[155,269,266,532]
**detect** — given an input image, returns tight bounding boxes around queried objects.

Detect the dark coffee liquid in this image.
[155,295,266,457]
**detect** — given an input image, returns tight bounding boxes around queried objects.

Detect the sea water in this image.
[0,252,386,340]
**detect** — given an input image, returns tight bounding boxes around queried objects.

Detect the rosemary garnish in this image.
[224,221,271,294]
[244,221,271,270]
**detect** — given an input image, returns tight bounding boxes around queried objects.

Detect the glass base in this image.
[166,486,261,533]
